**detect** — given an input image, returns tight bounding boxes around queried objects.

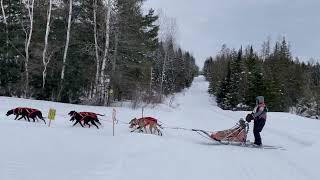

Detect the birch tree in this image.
[158,14,177,100]
[93,0,100,96]
[0,0,5,23]
[41,0,53,88]
[98,0,112,104]
[24,0,35,97]
[1,0,8,58]
[58,0,73,100]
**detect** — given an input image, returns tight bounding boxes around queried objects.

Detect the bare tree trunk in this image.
[150,67,153,91]
[157,12,177,102]
[0,0,5,24]
[58,0,73,101]
[112,32,118,73]
[93,0,100,97]
[24,0,35,97]
[1,0,8,58]
[99,0,111,105]
[159,50,167,101]
[107,27,119,106]
[149,66,153,103]
[42,0,52,89]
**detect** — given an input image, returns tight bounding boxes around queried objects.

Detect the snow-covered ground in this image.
[1,76,319,180]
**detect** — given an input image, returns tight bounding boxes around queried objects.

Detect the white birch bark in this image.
[1,0,8,58]
[58,0,73,100]
[42,0,52,88]
[99,0,111,104]
[159,50,167,101]
[93,0,100,96]
[0,0,6,24]
[24,0,35,97]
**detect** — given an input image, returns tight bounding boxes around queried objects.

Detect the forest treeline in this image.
[203,38,320,118]
[0,0,199,107]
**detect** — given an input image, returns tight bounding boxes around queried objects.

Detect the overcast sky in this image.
[144,0,320,67]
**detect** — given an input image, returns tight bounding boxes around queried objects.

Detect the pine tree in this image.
[244,46,267,108]
[173,48,185,92]
[229,48,244,108]
[111,0,161,105]
[217,61,232,110]
[0,0,29,96]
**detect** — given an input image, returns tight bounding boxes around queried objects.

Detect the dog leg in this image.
[157,127,162,136]
[73,120,84,127]
[143,126,147,133]
[149,126,153,134]
[131,127,140,133]
[95,119,102,125]
[83,121,89,128]
[91,121,99,129]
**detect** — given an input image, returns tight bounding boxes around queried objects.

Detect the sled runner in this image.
[201,141,286,150]
[192,119,249,144]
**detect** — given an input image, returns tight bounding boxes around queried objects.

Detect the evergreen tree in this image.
[229,48,244,108]
[216,61,232,110]
[205,37,318,115]
[0,0,198,105]
[244,46,266,108]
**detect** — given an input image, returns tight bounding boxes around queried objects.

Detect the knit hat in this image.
[256,96,265,104]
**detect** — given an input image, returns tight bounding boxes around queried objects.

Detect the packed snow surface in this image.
[0,76,319,180]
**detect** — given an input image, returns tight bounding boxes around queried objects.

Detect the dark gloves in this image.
[246,113,254,122]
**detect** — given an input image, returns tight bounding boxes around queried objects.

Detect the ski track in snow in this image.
[266,128,313,146]
[1,76,320,180]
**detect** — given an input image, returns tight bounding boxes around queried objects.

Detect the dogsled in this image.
[191,118,285,150]
[192,119,249,144]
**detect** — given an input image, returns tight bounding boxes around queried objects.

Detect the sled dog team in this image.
[5,107,163,135]
[5,96,267,143]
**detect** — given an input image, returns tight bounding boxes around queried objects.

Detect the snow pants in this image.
[253,118,266,145]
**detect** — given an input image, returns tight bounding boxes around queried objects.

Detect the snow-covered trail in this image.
[0,76,319,180]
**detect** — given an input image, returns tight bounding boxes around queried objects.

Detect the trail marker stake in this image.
[48,108,56,127]
[142,107,144,118]
[112,108,117,136]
